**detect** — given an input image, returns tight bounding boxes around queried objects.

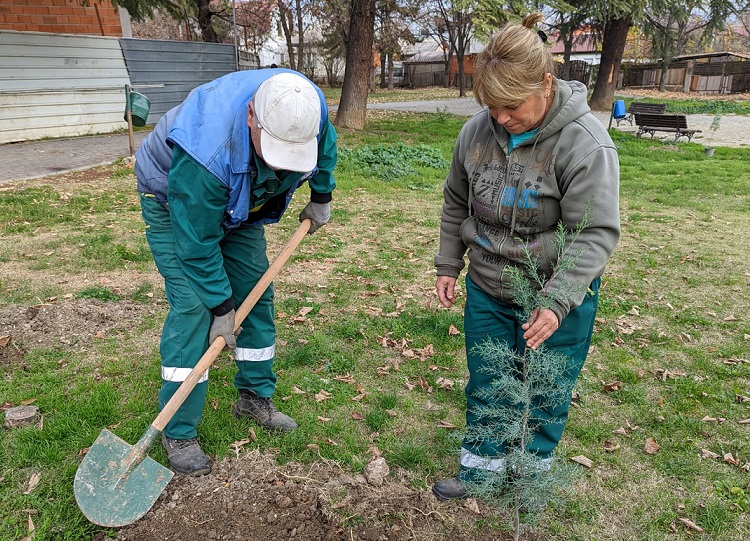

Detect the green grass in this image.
[1,109,749,540]
[619,97,750,116]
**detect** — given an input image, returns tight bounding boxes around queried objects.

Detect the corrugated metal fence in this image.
[120,38,239,122]
[0,30,258,144]
[0,30,130,143]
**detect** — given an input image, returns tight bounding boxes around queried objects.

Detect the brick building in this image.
[0,0,125,37]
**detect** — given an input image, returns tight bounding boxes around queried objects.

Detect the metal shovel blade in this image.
[74,428,173,527]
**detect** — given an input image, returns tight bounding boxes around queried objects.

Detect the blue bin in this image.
[613,99,626,119]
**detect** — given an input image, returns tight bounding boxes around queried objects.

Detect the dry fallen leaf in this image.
[324,438,338,446]
[315,389,333,402]
[448,324,461,336]
[0,335,10,348]
[291,386,306,394]
[298,306,314,317]
[700,449,720,460]
[317,416,331,423]
[351,392,366,402]
[602,440,620,452]
[602,380,622,392]
[612,427,628,436]
[21,512,35,541]
[677,517,704,532]
[644,437,660,455]
[248,426,257,442]
[464,498,480,514]
[570,455,593,468]
[724,453,739,466]
[23,472,41,495]
[436,377,455,390]
[436,420,457,429]
[351,412,364,421]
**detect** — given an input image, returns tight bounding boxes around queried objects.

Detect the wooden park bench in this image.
[615,102,667,127]
[634,113,701,143]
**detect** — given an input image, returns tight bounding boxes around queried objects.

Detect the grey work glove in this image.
[209,309,240,350]
[299,201,330,234]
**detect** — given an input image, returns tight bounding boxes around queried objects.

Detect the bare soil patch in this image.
[114,450,502,541]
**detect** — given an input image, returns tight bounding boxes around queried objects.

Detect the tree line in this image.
[115,0,750,128]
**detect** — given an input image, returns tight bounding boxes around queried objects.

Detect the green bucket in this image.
[125,91,151,127]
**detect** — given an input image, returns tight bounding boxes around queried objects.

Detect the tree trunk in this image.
[278,0,296,70]
[295,0,304,72]
[443,49,452,88]
[457,52,465,97]
[562,33,574,81]
[387,55,394,90]
[588,15,632,112]
[195,0,219,43]
[335,0,375,130]
[380,52,387,89]
[658,59,669,92]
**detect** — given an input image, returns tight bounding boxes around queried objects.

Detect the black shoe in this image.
[432,476,469,501]
[233,390,298,431]
[161,435,210,476]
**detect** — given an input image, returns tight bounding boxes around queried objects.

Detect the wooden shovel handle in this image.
[152,219,312,432]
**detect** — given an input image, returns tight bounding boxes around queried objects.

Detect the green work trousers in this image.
[459,274,599,482]
[141,195,277,440]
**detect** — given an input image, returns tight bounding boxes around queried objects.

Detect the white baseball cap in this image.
[253,73,321,172]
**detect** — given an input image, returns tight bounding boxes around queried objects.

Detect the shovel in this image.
[74,219,312,527]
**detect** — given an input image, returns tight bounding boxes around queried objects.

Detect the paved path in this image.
[368,97,748,148]
[0,131,149,184]
[1,99,746,184]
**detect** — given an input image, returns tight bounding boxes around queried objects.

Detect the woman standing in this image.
[433,13,620,500]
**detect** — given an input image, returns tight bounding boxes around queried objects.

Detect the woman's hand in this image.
[436,276,457,308]
[521,308,559,350]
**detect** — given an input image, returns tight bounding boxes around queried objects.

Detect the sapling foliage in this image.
[462,204,592,540]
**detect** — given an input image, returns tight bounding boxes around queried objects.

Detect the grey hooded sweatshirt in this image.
[435,79,620,323]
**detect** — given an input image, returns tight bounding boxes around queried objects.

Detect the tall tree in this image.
[317,0,350,86]
[433,0,476,97]
[644,1,724,91]
[277,0,313,72]
[235,0,276,56]
[588,13,632,110]
[336,0,376,129]
[374,0,419,89]
[545,2,591,81]
[416,6,453,88]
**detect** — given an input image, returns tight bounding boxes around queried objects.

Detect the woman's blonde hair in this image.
[473,13,556,108]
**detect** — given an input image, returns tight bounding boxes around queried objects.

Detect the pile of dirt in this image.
[0,298,155,353]
[114,450,500,541]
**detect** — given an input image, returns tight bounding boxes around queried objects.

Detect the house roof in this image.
[404,49,446,64]
[670,51,750,61]
[549,32,600,55]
